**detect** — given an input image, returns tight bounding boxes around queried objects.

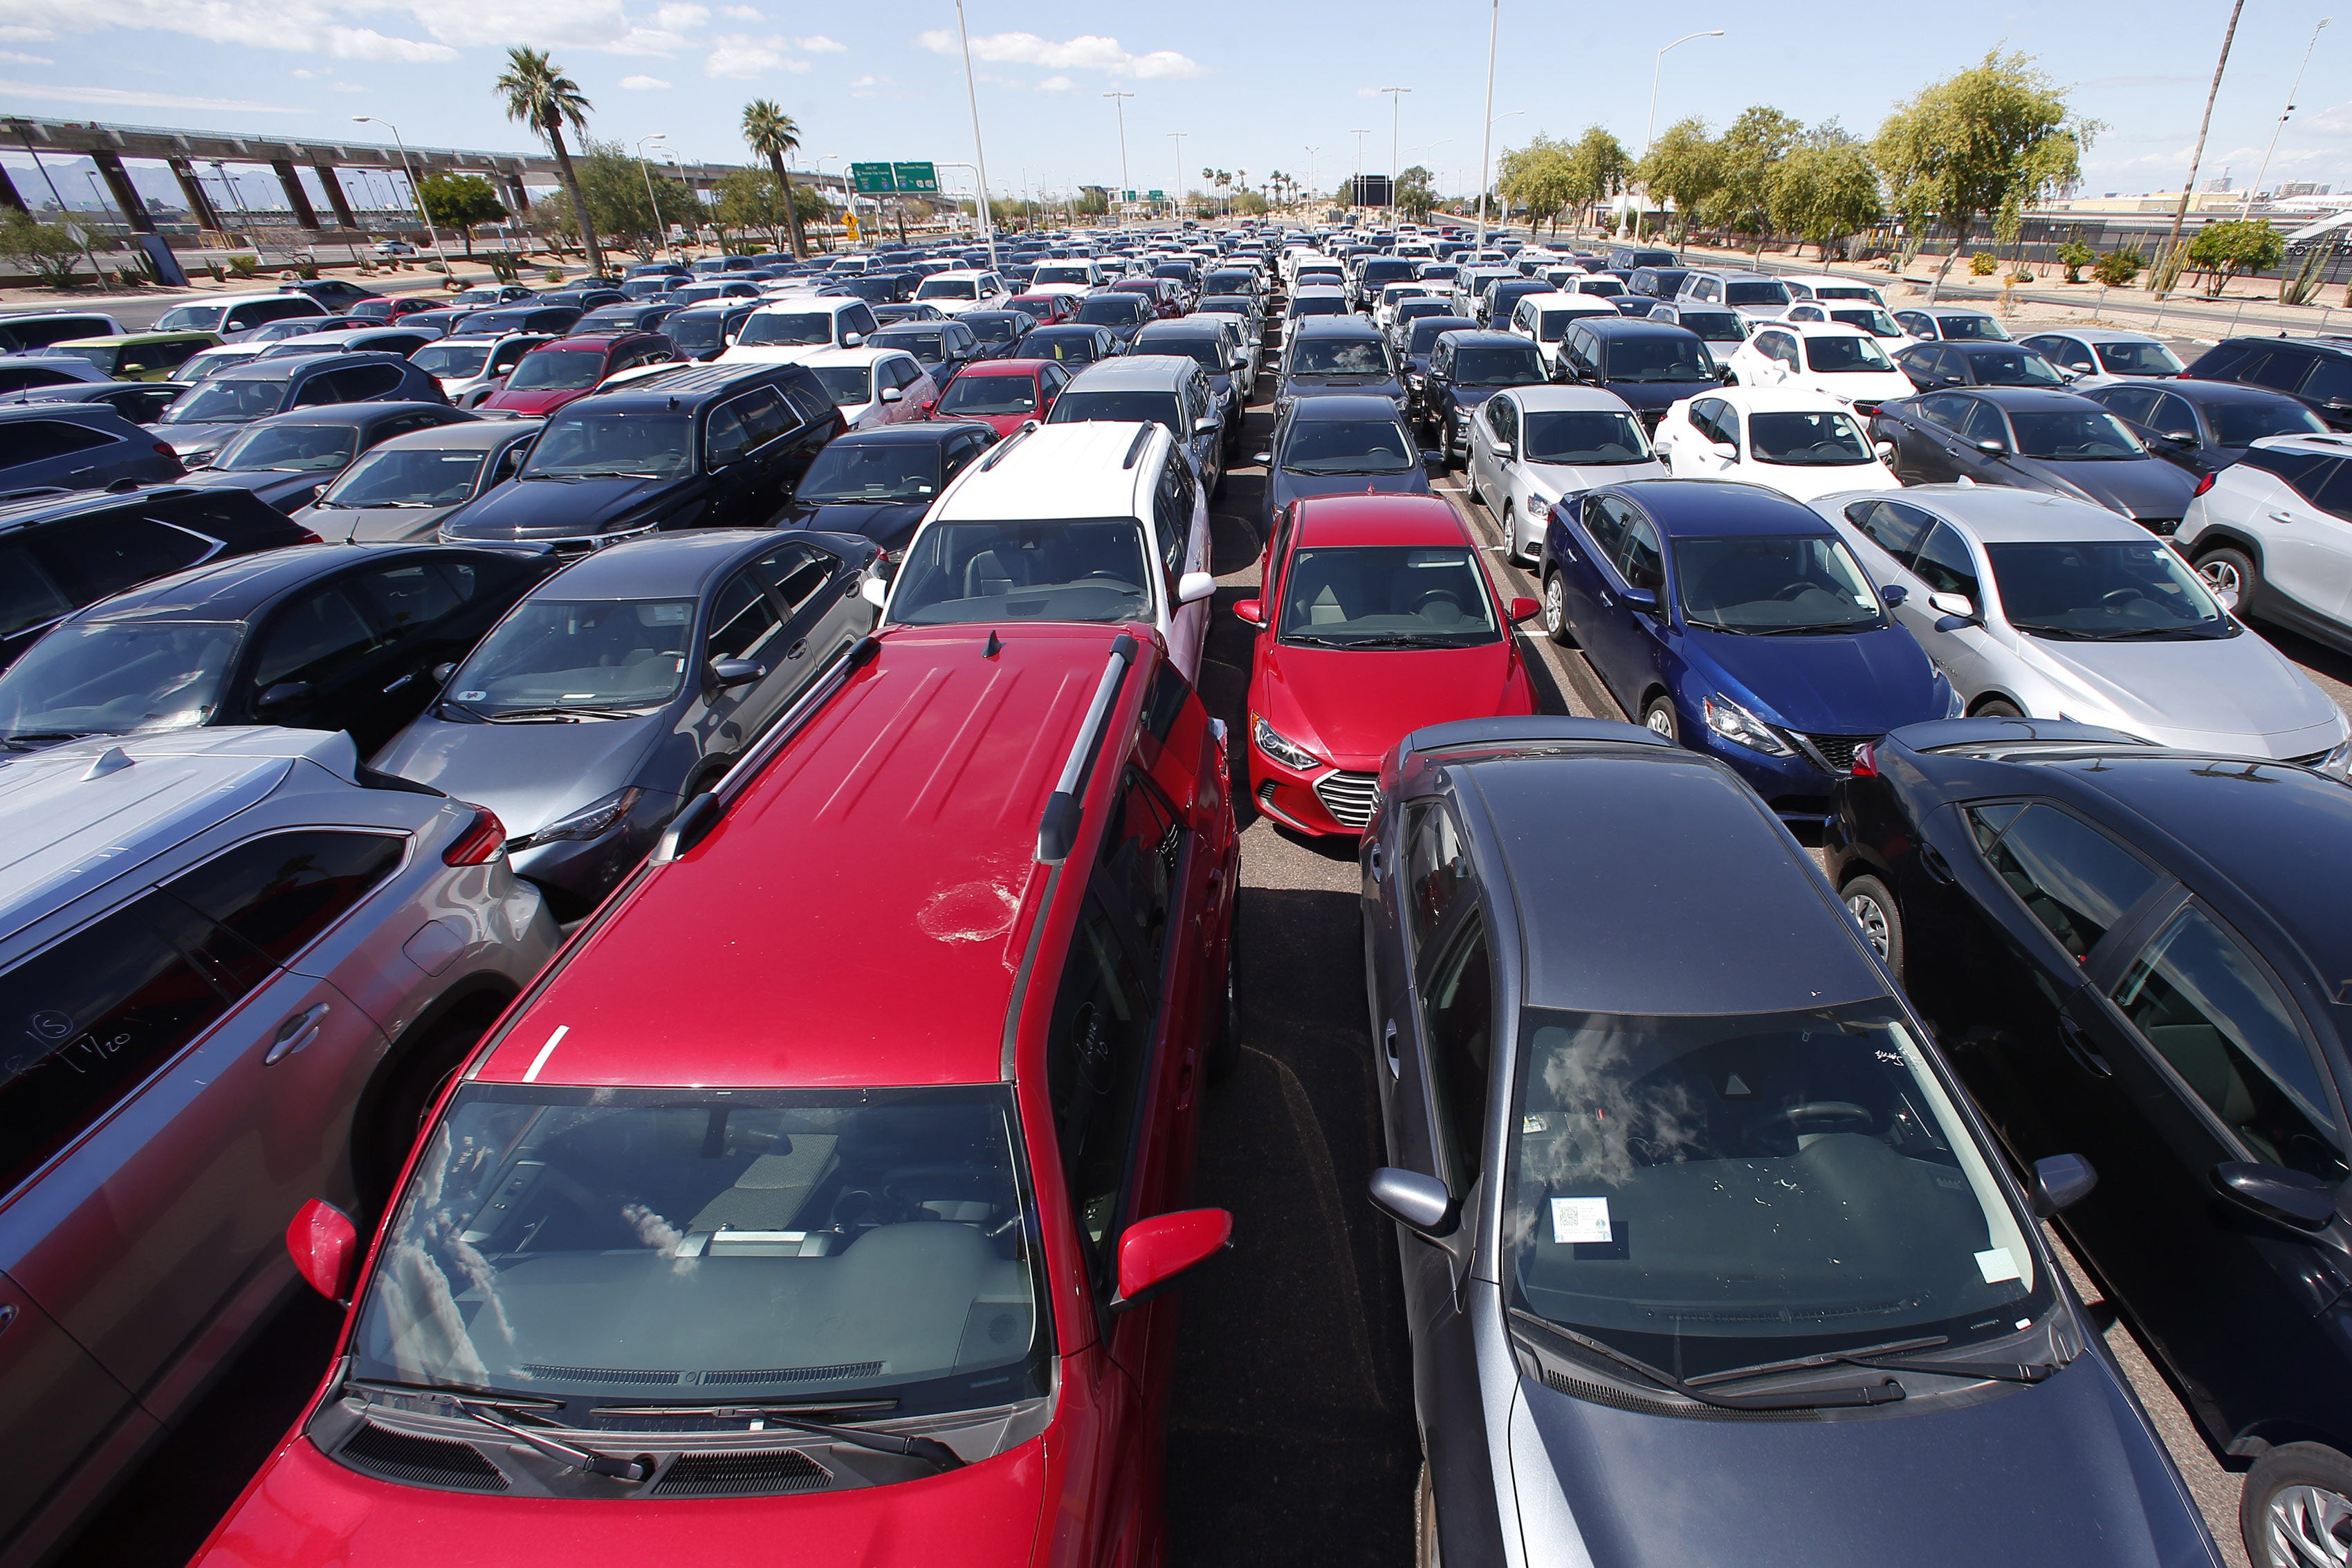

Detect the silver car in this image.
[1462,386,1669,563]
[297,418,544,544]
[371,528,881,918]
[411,331,555,409]
[0,726,559,1567]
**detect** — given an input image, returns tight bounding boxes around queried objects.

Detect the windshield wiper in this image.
[486,704,636,723]
[356,500,437,509]
[587,1403,963,1471]
[556,469,669,480]
[2073,625,2218,641]
[1342,634,1471,649]
[439,1400,652,1481]
[1689,1335,2058,1389]
[2,730,102,750]
[1747,621,1876,636]
[1509,1311,1903,1411]
[436,697,493,723]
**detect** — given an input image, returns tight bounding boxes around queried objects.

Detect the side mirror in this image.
[1233,597,1266,627]
[879,385,904,403]
[1252,450,1274,465]
[430,661,457,684]
[1108,1208,1233,1314]
[2214,1161,2339,1230]
[709,656,766,688]
[286,1197,359,1303]
[255,680,312,711]
[861,576,890,609]
[1507,596,1540,625]
[1494,440,1517,463]
[2212,584,2241,614]
[1974,438,2008,455]
[1710,440,1738,461]
[2162,430,2197,447]
[842,331,863,347]
[1368,1166,1458,1238]
[2029,1153,2098,1218]
[1194,416,1221,435]
[1620,584,1660,614]
[1874,440,1896,463]
[1422,448,1446,475]
[1176,569,1218,606]
[1880,584,1909,608]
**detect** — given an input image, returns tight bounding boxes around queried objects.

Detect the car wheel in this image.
[2196,544,2259,609]
[357,994,508,1217]
[1842,874,1904,979]
[1541,571,1576,647]
[1503,501,1527,562]
[1642,695,1680,744]
[2243,1444,2352,1568]
[1415,1458,1441,1568]
[1445,415,1463,470]
[1972,697,2024,719]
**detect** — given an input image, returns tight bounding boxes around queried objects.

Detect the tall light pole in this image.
[1636,29,1724,241]
[1104,91,1134,227]
[636,136,672,255]
[1381,87,1411,220]
[1350,129,1370,212]
[1474,0,1499,248]
[1305,147,1319,207]
[2243,17,2331,218]
[950,0,1000,271]
[1477,110,1523,248]
[2153,0,2245,302]
[1169,131,1185,221]
[353,116,441,259]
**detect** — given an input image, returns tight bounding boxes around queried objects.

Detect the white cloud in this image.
[654,3,706,30]
[0,24,55,39]
[327,26,457,60]
[332,79,365,91]
[2308,101,2352,136]
[1036,74,1072,91]
[620,72,670,88]
[0,77,300,111]
[0,48,54,62]
[291,66,318,77]
[912,28,1200,80]
[719,4,758,16]
[794,33,843,52]
[704,30,807,76]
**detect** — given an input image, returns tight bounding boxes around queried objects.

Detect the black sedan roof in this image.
[78,542,522,623]
[819,419,995,448]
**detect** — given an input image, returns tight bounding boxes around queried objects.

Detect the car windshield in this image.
[520,411,694,479]
[876,331,944,364]
[1988,539,2231,640]
[320,445,490,508]
[796,441,943,502]
[1276,545,1497,647]
[937,373,1039,417]
[1969,351,2064,387]
[1289,339,1390,377]
[158,376,288,425]
[154,304,226,333]
[1289,295,1350,320]
[802,365,876,408]
[1519,410,1651,465]
[1803,335,1895,373]
[1139,335,1224,372]
[1675,534,1884,632]
[1938,315,2009,342]
[1048,390,1182,439]
[1574,278,1625,297]
[890,517,1152,626]
[1748,411,1877,467]
[1280,418,1415,474]
[1724,281,1790,306]
[917,278,980,300]
[1673,311,1745,344]
[42,343,120,371]
[2095,341,2186,376]
[1451,344,1545,387]
[1032,265,1092,285]
[447,598,695,714]
[506,349,607,391]
[1076,297,1149,326]
[1505,1002,2043,1380]
[350,1084,1047,1423]
[1828,308,1902,338]
[2209,399,2327,448]
[670,314,734,356]
[0,620,239,740]
[1024,333,1101,365]
[964,315,1025,344]
[1606,336,1715,383]
[2009,409,2144,460]
[736,312,834,348]
[410,342,493,380]
[213,423,360,471]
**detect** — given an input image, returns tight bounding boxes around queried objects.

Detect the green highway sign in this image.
[890,161,939,194]
[849,162,896,194]
[1146,190,1165,201]
[1121,190,1137,203]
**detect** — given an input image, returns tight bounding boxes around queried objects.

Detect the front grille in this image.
[652,1448,832,1496]
[1797,732,1880,774]
[338,1424,511,1491]
[701,1361,883,1386]
[2288,748,2335,769]
[2136,516,2180,537]
[1312,771,1381,828]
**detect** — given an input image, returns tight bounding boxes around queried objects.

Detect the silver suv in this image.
[0,726,558,1566]
[1674,268,1794,320]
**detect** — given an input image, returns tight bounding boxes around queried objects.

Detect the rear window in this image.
[2239,447,2340,501]
[0,418,117,468]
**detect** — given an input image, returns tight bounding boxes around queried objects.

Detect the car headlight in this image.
[1702,694,1796,757]
[528,786,644,846]
[2317,735,2352,782]
[1251,712,1321,772]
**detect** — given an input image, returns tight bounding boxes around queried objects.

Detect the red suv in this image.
[475,331,678,415]
[195,620,1240,1568]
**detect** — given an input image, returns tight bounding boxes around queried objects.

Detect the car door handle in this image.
[1383,1019,1401,1080]
[2268,510,2297,524]
[1595,586,1613,605]
[1918,844,1956,885]
[381,671,415,694]
[265,1003,331,1064]
[783,639,808,661]
[2059,1013,2113,1078]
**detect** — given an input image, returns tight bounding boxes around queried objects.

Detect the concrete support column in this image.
[314,163,357,228]
[0,165,24,212]
[503,174,531,215]
[167,157,223,230]
[90,151,154,232]
[273,159,320,229]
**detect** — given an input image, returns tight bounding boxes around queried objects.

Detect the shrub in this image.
[2056,240,2096,283]
[2187,219,2287,298]
[206,260,226,282]
[544,267,564,284]
[0,212,87,288]
[1969,250,1998,277]
[296,261,320,279]
[2008,266,2034,284]
[2092,248,2144,288]
[226,254,257,278]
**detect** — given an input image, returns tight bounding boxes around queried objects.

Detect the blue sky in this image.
[3,1,2348,210]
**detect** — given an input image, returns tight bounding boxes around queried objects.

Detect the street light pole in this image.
[950,0,1000,272]
[1105,91,1134,228]
[1478,110,1523,250]
[2242,17,2331,219]
[1170,131,1185,221]
[1474,0,1498,249]
[1636,30,1725,241]
[353,117,441,261]
[1350,129,1369,212]
[1305,147,1319,208]
[1381,87,1411,221]
[636,136,672,255]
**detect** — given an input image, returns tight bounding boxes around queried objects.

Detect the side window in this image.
[2100,387,2161,426]
[1046,897,1155,1259]
[491,340,538,376]
[944,432,990,479]
[845,304,880,341]
[1485,396,1511,439]
[337,365,404,401]
[2146,392,2198,441]
[1423,916,1495,1188]
[2313,461,2352,525]
[37,510,210,604]
[736,387,789,448]
[1093,771,1179,981]
[288,372,343,408]
[1965,802,2163,961]
[2243,351,2314,394]
[162,831,405,973]
[0,539,75,639]
[704,398,753,468]
[1616,512,1664,592]
[2306,358,2352,408]
[704,569,783,664]
[1909,522,1981,603]
[252,584,380,690]
[785,382,835,427]
[1581,493,1631,559]
[753,541,837,617]
[1403,800,1474,952]
[1844,499,1935,565]
[2111,905,2344,1178]
[348,560,464,644]
[1961,400,2010,448]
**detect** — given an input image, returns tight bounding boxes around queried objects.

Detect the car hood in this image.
[2014,627,2346,755]
[1604,376,1722,414]
[1741,461,1900,502]
[156,421,253,456]
[2003,455,2198,522]
[196,1431,1051,1568]
[477,385,591,415]
[1521,459,1669,504]
[297,500,469,544]
[442,474,683,539]
[719,344,833,365]
[1270,468,1434,511]
[1682,621,1945,736]
[776,497,932,551]
[1513,1352,2213,1568]
[1255,639,1525,769]
[373,708,675,838]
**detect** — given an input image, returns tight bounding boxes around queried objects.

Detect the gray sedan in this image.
[297,418,544,543]
[372,527,880,917]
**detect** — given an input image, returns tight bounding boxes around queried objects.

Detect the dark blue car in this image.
[1554,316,1725,424]
[1538,478,1956,826]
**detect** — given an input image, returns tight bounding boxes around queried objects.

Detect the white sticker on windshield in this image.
[1975,1246,2021,1284]
[1550,1197,1612,1245]
[456,690,486,701]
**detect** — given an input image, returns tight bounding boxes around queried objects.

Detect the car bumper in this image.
[506,791,677,916]
[1248,750,1380,836]
[1684,722,1861,829]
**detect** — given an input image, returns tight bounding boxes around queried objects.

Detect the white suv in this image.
[2176,432,2352,655]
[717,296,882,365]
[912,268,1011,316]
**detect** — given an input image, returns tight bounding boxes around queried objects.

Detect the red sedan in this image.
[1237,493,1541,835]
[1107,278,1184,319]
[1006,292,1076,326]
[924,356,1072,436]
[474,330,677,416]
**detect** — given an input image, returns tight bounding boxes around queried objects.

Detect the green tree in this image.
[1637,116,1721,243]
[2056,237,2096,282]
[741,100,807,259]
[1074,185,1111,216]
[0,211,86,288]
[1872,50,2091,298]
[1704,107,1803,251]
[2091,248,2144,287]
[1232,187,1269,216]
[1769,129,1881,259]
[1396,165,1438,221]
[1497,134,1576,234]
[415,174,508,259]
[570,139,692,258]
[495,46,602,277]
[2185,219,2285,297]
[1564,126,1631,235]
[715,167,789,249]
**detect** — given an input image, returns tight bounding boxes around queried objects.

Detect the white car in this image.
[1731,321,1914,407]
[912,268,1011,317]
[371,239,418,258]
[1783,299,1916,352]
[1553,273,1630,302]
[1655,387,1900,501]
[2174,432,2352,658]
[1372,283,1431,335]
[1026,260,1108,299]
[1815,483,2352,770]
[879,420,1216,682]
[410,331,555,407]
[1504,290,1621,377]
[1464,385,1667,562]
[717,297,882,365]
[1779,273,1886,307]
[802,347,939,431]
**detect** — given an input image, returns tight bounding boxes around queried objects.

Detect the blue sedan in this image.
[1538,477,1958,825]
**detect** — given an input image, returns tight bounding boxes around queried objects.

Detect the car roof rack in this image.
[1038,633,1138,863]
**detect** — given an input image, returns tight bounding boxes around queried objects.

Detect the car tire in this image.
[1503,501,1527,564]
[2196,544,2259,610]
[357,994,508,1216]
[1415,1457,1441,1568]
[1842,873,1904,979]
[1972,697,2025,719]
[1642,695,1680,744]
[1541,571,1577,647]
[2243,1443,2352,1568]
[1444,415,1463,470]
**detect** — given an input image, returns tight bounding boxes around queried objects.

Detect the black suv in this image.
[439,362,843,552]
[2183,335,2352,431]
[1417,329,1547,460]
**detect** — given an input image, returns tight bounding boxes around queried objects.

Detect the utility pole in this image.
[2243,17,2331,219]
[2158,0,2245,297]
[1105,91,1134,228]
[1474,0,1498,249]
[1381,88,1411,222]
[1350,129,1369,213]
[951,0,1000,271]
[637,136,672,255]
[1169,132,1186,223]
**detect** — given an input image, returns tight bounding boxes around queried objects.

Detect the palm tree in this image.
[742,100,807,260]
[495,46,600,277]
